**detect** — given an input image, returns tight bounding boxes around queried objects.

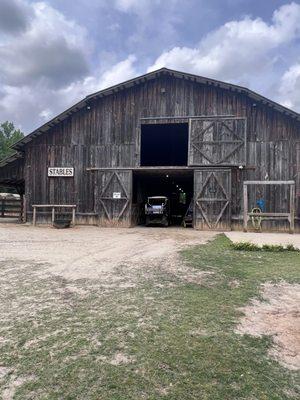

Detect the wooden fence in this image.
[0,198,21,218]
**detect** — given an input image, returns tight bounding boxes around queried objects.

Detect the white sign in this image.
[48,167,74,177]
[113,192,121,199]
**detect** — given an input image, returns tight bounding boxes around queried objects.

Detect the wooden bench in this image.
[32,204,76,227]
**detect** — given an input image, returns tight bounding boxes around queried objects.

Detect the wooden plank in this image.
[290,183,295,233]
[194,169,231,230]
[51,207,55,225]
[247,212,290,217]
[72,207,76,226]
[32,204,77,207]
[33,206,36,226]
[244,181,295,185]
[243,183,248,232]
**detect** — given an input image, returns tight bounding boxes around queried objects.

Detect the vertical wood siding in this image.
[19,74,299,226]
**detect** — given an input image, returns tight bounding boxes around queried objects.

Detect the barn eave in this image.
[11,67,300,150]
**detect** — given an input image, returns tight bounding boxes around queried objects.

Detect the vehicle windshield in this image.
[148,198,167,206]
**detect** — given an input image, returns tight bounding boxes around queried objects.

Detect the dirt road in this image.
[0,224,215,281]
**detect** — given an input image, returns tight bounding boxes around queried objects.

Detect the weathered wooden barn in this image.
[0,68,299,231]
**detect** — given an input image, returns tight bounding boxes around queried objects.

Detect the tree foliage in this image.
[0,121,24,161]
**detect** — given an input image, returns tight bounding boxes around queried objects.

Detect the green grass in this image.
[0,235,299,399]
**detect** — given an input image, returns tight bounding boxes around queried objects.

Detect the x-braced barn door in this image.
[188,117,246,166]
[96,170,132,227]
[194,169,231,230]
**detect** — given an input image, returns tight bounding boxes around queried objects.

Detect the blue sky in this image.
[0,0,300,133]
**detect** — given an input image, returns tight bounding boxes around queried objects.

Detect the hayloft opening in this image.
[140,123,189,166]
[132,169,193,226]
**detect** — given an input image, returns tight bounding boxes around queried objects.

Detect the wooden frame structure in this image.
[188,117,247,167]
[194,169,231,230]
[243,181,295,233]
[0,68,299,232]
[0,197,21,218]
[32,204,76,227]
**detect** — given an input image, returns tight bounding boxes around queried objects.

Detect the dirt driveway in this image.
[0,224,216,281]
[0,223,299,398]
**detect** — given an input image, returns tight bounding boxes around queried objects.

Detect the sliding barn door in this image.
[95,170,132,227]
[194,169,231,230]
[188,117,246,166]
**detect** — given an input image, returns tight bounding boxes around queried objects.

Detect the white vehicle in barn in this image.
[145,196,169,227]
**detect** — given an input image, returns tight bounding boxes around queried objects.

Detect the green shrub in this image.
[231,242,299,252]
[286,244,299,252]
[230,242,260,251]
[261,244,285,252]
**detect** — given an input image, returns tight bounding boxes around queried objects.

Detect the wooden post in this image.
[243,183,248,232]
[23,196,27,223]
[33,206,36,226]
[1,199,4,217]
[51,207,55,226]
[72,206,76,226]
[19,195,23,222]
[290,183,295,234]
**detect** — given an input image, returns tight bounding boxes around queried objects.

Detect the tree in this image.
[0,121,24,161]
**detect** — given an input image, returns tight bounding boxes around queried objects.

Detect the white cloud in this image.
[0,1,142,132]
[0,0,32,34]
[278,63,300,110]
[1,0,300,134]
[56,55,138,105]
[148,2,300,84]
[0,54,139,131]
[0,2,89,88]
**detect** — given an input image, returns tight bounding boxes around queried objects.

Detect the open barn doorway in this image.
[132,169,193,227]
[0,184,23,221]
[140,123,189,166]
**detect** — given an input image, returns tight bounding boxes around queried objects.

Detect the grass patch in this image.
[0,235,299,399]
[231,241,299,252]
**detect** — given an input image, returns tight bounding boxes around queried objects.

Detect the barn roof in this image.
[10,67,300,152]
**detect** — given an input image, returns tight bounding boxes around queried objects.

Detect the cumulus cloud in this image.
[0,53,138,132]
[0,0,300,134]
[0,0,32,34]
[148,2,300,84]
[278,63,300,110]
[0,2,89,88]
[0,0,142,132]
[55,55,138,104]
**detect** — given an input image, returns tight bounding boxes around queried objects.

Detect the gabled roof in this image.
[12,67,300,150]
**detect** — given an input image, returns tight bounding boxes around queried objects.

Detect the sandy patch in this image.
[109,352,136,366]
[0,367,11,380]
[2,375,35,400]
[226,232,300,249]
[236,282,300,370]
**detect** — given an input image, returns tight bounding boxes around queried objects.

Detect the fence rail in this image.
[0,198,21,218]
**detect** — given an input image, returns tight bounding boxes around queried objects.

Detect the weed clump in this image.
[230,242,259,251]
[231,242,299,252]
